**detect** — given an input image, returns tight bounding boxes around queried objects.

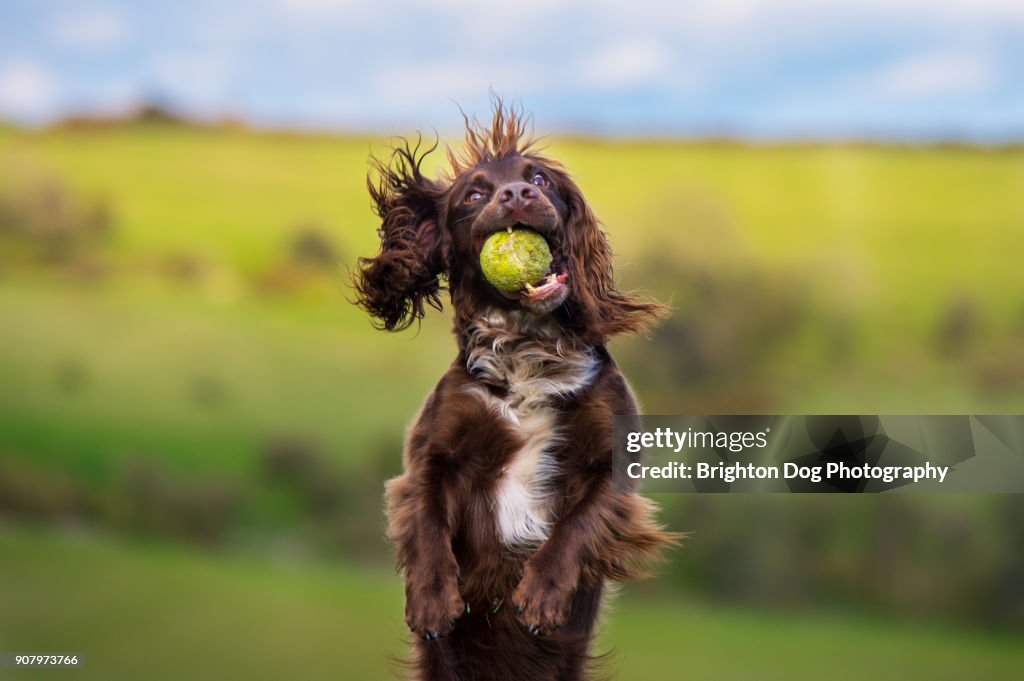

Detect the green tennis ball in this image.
[480,229,552,292]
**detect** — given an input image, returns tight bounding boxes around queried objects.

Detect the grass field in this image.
[0,278,444,480]
[3,525,1021,681]
[2,125,1023,481]
[3,128,1022,298]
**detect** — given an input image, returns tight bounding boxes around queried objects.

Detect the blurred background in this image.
[1,1,1023,679]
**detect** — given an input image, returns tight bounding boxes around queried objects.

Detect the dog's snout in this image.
[498,182,539,212]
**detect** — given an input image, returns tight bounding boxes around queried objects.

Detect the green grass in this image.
[0,126,380,273]
[0,278,454,480]
[0,525,406,681]
[1,526,1020,681]
[1,126,1022,482]
[609,598,1024,681]
[3,127,1022,313]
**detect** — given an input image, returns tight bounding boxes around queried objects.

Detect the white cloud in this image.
[0,60,59,121]
[263,0,378,34]
[374,59,549,101]
[865,53,997,98]
[615,0,1024,28]
[579,39,672,89]
[275,0,356,10]
[50,8,127,51]
[269,0,363,21]
[899,0,1024,26]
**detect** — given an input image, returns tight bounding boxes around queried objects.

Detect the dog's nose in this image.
[497,182,539,212]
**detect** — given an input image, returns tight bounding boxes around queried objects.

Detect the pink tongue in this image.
[524,272,569,301]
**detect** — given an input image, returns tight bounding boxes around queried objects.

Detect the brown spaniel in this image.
[354,103,676,681]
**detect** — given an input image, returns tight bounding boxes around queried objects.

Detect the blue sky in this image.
[1,0,1022,139]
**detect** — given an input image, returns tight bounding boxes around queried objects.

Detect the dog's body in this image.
[355,106,675,681]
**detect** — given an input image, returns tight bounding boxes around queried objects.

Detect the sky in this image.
[1,0,1022,140]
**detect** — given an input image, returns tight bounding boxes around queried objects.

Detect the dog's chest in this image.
[465,313,598,547]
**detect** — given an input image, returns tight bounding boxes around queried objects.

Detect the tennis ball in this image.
[480,229,552,292]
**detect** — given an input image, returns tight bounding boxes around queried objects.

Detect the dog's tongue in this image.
[523,271,569,302]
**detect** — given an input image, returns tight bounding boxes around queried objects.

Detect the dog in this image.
[354,103,676,681]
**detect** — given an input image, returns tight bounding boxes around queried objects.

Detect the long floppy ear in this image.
[354,139,448,331]
[559,174,666,343]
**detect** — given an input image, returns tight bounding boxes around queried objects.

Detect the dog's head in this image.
[353,103,663,344]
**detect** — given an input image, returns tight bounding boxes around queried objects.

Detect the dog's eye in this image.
[465,190,484,204]
[531,173,548,187]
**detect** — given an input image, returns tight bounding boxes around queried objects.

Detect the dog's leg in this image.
[513,477,672,633]
[512,400,674,635]
[510,474,602,633]
[387,470,465,642]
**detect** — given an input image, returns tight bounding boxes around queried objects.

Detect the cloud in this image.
[269,0,364,21]
[863,52,997,99]
[373,59,549,101]
[274,0,356,11]
[49,8,127,51]
[0,60,59,121]
[579,39,672,89]
[912,0,1024,26]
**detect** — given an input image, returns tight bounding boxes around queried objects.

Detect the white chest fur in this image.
[464,311,599,547]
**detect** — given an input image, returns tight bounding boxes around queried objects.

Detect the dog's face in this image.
[445,154,570,315]
[354,107,663,343]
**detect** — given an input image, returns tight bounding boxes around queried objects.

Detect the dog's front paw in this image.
[405,567,465,641]
[512,565,575,636]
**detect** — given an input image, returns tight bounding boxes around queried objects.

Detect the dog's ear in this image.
[559,174,666,343]
[354,139,449,331]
